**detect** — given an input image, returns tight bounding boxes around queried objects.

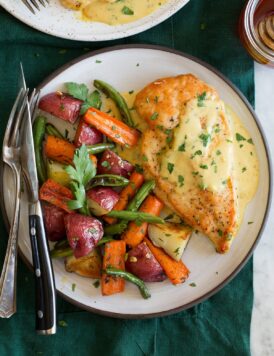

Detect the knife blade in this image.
[20,64,56,335]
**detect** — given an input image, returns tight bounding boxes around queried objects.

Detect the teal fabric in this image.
[0,0,254,355]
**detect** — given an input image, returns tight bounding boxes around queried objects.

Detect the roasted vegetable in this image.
[33,116,47,183]
[87,187,119,216]
[97,149,134,178]
[42,202,67,241]
[101,240,126,296]
[86,143,115,155]
[47,160,71,187]
[107,210,165,224]
[94,79,134,127]
[148,223,192,261]
[84,107,139,147]
[88,174,129,189]
[39,179,74,213]
[74,119,103,148]
[144,237,189,285]
[64,214,104,258]
[105,267,151,299]
[125,242,166,282]
[65,248,102,278]
[39,92,82,124]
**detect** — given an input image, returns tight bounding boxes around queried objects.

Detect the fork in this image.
[0,88,29,318]
[22,0,49,14]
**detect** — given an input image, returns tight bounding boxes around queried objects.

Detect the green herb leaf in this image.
[178,142,186,152]
[58,320,68,327]
[236,133,246,141]
[178,175,184,187]
[122,6,134,15]
[199,133,211,147]
[189,282,196,287]
[65,145,96,214]
[150,112,159,121]
[167,162,174,174]
[247,138,254,144]
[197,91,206,107]
[93,280,100,288]
[199,164,208,169]
[65,82,88,101]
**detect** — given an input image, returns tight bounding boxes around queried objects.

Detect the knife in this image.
[20,65,56,335]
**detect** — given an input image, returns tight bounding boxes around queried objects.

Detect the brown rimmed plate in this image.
[0,45,271,318]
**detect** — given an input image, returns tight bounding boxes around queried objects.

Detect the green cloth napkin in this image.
[0,0,254,355]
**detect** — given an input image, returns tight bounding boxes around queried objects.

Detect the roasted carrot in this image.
[104,171,145,224]
[122,195,163,248]
[84,107,139,147]
[45,135,97,166]
[39,179,74,213]
[144,237,189,285]
[101,240,126,296]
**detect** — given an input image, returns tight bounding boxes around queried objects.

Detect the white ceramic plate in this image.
[0,0,189,41]
[1,46,271,318]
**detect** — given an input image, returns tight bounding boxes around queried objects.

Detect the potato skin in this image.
[97,150,134,178]
[65,214,103,258]
[87,187,119,216]
[42,202,67,242]
[126,242,166,282]
[65,248,101,278]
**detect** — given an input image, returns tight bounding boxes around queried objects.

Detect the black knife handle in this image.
[29,203,56,335]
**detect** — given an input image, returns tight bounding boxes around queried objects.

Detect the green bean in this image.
[50,247,73,259]
[105,267,151,299]
[126,180,155,212]
[97,236,114,246]
[94,79,134,127]
[33,116,47,183]
[45,124,64,139]
[88,174,129,189]
[107,210,164,224]
[104,180,155,235]
[86,143,115,155]
[104,222,128,236]
[54,239,69,250]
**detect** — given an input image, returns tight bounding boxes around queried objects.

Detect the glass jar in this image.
[239,0,274,67]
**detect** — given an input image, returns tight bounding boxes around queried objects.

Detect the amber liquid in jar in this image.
[239,0,274,66]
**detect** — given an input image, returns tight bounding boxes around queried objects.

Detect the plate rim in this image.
[0,44,272,319]
[0,0,190,42]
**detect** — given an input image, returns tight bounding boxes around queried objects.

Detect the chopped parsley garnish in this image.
[217,229,223,237]
[193,150,202,157]
[122,6,134,15]
[189,283,197,287]
[142,155,148,162]
[226,139,233,143]
[192,171,199,176]
[58,320,68,327]
[72,283,76,292]
[150,112,159,121]
[128,90,134,94]
[135,164,144,174]
[242,167,247,173]
[248,221,254,224]
[93,280,100,288]
[167,162,174,174]
[178,175,184,187]
[247,138,254,144]
[101,161,110,168]
[178,142,186,152]
[199,182,207,190]
[199,164,208,169]
[164,214,174,221]
[174,247,180,256]
[197,91,207,107]
[216,150,221,155]
[95,60,102,63]
[199,133,211,147]
[236,133,246,141]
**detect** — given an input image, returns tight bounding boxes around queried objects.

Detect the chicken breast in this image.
[135,74,237,253]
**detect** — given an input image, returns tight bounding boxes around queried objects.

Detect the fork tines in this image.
[22,0,49,14]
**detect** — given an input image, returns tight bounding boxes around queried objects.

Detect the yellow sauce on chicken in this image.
[60,0,168,26]
[103,91,259,229]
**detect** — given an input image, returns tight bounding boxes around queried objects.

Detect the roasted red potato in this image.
[125,242,166,282]
[74,119,103,148]
[65,248,102,278]
[42,202,67,242]
[87,187,119,216]
[39,92,82,124]
[64,214,103,258]
[97,149,134,178]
